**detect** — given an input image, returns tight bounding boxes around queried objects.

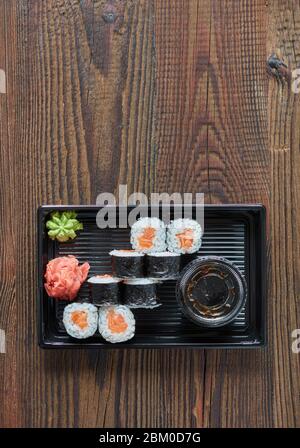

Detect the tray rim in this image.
[37,204,267,349]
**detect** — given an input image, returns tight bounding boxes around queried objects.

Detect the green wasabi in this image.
[46,211,83,242]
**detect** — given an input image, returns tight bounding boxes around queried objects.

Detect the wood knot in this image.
[267,54,290,83]
[102,11,117,24]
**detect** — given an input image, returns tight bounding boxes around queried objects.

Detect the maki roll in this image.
[146,251,181,279]
[124,278,161,309]
[98,305,135,343]
[87,274,121,306]
[131,217,166,253]
[63,302,98,339]
[167,218,203,254]
[110,249,144,278]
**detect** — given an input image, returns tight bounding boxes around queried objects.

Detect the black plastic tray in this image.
[38,205,266,349]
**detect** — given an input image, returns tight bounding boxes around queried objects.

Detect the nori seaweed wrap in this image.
[87,275,121,306]
[146,251,181,279]
[110,250,145,278]
[123,278,161,309]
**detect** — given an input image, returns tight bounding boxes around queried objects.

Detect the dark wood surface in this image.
[0,0,299,428]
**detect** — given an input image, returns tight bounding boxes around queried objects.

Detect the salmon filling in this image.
[138,227,156,249]
[176,228,194,249]
[71,311,88,329]
[107,310,128,334]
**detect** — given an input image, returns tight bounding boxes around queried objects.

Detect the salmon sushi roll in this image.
[146,251,181,279]
[63,303,98,339]
[110,250,145,278]
[98,305,135,343]
[167,218,203,254]
[123,278,161,309]
[87,274,121,306]
[130,217,166,253]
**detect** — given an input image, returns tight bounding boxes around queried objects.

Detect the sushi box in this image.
[38,204,266,349]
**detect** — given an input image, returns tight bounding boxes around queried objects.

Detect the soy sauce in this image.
[176,257,247,327]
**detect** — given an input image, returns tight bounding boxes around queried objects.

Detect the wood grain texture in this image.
[267,0,300,428]
[154,0,272,428]
[0,0,299,428]
[0,0,19,427]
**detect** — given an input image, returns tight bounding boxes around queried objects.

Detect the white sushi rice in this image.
[167,218,203,254]
[87,275,121,284]
[147,251,180,258]
[109,250,144,257]
[63,302,98,339]
[98,305,135,343]
[124,278,159,285]
[130,217,166,253]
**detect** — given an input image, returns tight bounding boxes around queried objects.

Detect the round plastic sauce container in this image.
[176,256,247,327]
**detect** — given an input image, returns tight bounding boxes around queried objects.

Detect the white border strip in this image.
[0,69,6,93]
[0,329,5,353]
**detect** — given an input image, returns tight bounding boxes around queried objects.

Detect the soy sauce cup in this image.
[176,256,247,327]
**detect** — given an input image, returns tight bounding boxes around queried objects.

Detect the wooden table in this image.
[0,0,299,428]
